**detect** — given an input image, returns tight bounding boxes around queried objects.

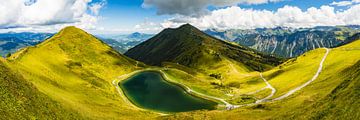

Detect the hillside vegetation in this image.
[126,24,281,71]
[0,59,84,119]
[6,26,156,119]
[1,25,359,119]
[161,37,360,120]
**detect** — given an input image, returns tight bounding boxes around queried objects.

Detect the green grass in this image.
[160,39,360,119]
[2,26,359,119]
[262,48,327,98]
[0,59,84,119]
[6,26,157,119]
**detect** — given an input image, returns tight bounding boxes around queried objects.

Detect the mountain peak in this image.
[61,26,79,31]
[128,32,142,38]
[59,26,85,34]
[178,23,198,30]
[162,23,203,36]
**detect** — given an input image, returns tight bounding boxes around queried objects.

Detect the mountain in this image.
[97,37,128,53]
[97,32,154,53]
[125,24,281,75]
[342,32,360,46]
[0,32,53,56]
[205,25,360,57]
[5,26,151,119]
[126,32,153,40]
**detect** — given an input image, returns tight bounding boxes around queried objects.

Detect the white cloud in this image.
[161,4,360,30]
[330,1,353,6]
[142,0,284,16]
[353,0,360,3]
[90,0,106,15]
[0,0,105,31]
[133,19,162,33]
[330,0,360,6]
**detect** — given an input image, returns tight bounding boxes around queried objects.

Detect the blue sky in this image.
[99,0,160,29]
[1,0,360,34]
[95,0,356,34]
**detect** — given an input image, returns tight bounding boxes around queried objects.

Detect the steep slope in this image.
[7,26,154,119]
[277,60,360,119]
[125,24,281,73]
[0,59,83,119]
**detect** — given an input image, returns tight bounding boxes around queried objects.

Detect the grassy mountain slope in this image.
[161,38,360,119]
[0,59,84,119]
[125,24,280,72]
[6,26,155,119]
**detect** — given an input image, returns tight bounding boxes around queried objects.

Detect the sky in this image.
[0,0,360,34]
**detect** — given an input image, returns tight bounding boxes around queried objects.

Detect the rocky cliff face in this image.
[205,26,360,58]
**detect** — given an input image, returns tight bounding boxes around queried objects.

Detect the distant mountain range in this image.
[0,32,53,56]
[205,25,360,57]
[2,25,359,58]
[97,32,154,53]
[0,32,153,57]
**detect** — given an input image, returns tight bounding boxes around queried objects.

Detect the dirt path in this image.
[273,48,330,101]
[255,73,276,103]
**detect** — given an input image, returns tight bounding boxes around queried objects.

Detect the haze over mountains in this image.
[0,32,53,56]
[205,25,360,57]
[0,32,153,57]
[97,32,154,53]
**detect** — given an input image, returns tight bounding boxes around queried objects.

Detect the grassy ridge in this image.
[6,26,156,119]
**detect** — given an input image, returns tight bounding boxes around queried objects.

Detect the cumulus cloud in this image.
[0,0,105,31]
[330,0,360,7]
[160,4,360,30]
[142,0,283,16]
[330,1,353,6]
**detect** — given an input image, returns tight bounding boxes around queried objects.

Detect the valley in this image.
[0,25,359,119]
[2,0,360,119]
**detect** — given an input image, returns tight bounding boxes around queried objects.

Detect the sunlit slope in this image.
[260,48,328,98]
[7,26,154,119]
[262,37,360,99]
[162,38,360,119]
[0,59,84,119]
